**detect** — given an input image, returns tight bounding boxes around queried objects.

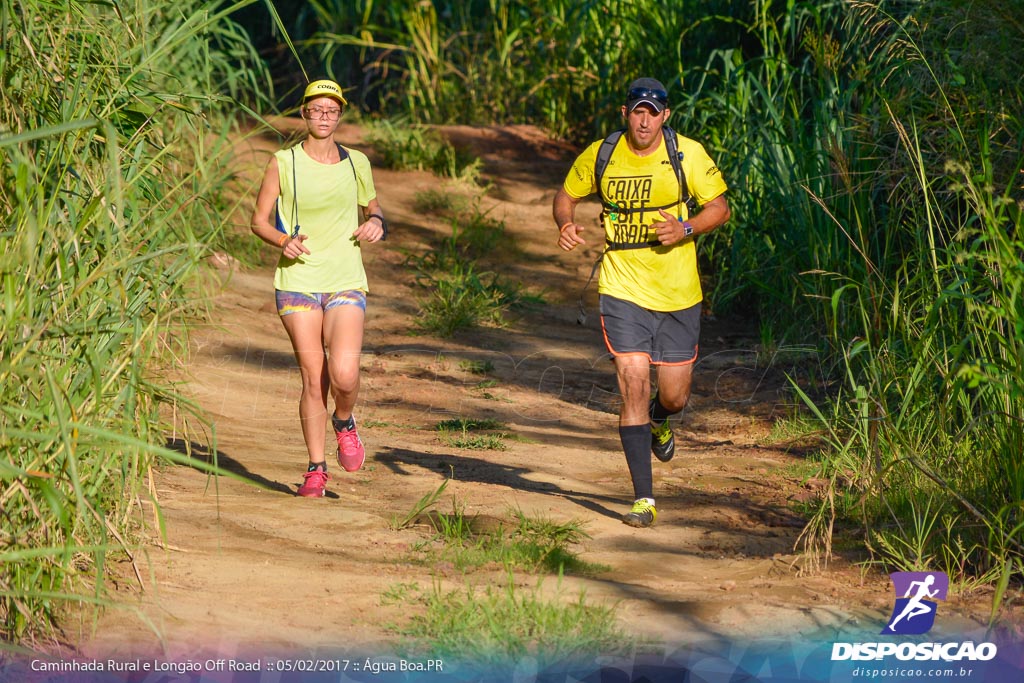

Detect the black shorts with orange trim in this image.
[599,294,700,365]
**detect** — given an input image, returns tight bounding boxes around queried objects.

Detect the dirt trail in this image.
[75,122,992,661]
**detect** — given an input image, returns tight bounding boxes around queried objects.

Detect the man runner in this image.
[553,77,731,527]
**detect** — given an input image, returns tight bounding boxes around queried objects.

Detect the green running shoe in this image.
[651,419,675,462]
[621,499,657,528]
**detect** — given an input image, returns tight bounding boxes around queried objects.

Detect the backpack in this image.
[594,125,698,250]
[574,126,699,323]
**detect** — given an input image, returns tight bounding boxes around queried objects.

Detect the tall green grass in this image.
[678,0,1023,600]
[245,0,746,139]
[0,0,266,644]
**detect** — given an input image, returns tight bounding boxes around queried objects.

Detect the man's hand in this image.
[558,222,586,251]
[653,209,690,246]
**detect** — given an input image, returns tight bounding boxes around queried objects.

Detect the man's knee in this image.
[662,395,689,413]
[655,382,691,413]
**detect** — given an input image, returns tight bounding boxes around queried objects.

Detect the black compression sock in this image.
[620,424,653,500]
[332,414,355,432]
[308,462,327,473]
[649,394,675,423]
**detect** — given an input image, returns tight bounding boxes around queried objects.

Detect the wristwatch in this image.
[682,220,694,237]
[369,213,389,240]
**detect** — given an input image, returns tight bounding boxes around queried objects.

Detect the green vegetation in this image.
[435,417,509,451]
[409,200,517,272]
[386,484,619,664]
[420,504,608,576]
[440,431,508,451]
[434,418,505,432]
[458,359,495,375]
[7,0,1021,648]
[685,1,1023,608]
[364,120,481,181]
[409,199,539,337]
[390,577,630,666]
[391,479,452,531]
[0,0,266,642]
[763,415,824,449]
[254,0,754,140]
[413,187,473,217]
[415,264,512,337]
[394,479,608,576]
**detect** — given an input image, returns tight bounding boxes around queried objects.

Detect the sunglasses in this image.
[626,87,668,106]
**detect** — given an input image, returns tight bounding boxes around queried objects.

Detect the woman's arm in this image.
[250,156,310,258]
[354,198,387,243]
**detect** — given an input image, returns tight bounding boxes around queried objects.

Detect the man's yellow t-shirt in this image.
[273,143,377,293]
[563,131,727,312]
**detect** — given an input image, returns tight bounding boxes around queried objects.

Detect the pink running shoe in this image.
[335,420,365,472]
[297,468,330,497]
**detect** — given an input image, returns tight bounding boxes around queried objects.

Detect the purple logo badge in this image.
[882,571,949,635]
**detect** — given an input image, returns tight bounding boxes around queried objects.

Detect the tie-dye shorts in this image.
[275,289,367,316]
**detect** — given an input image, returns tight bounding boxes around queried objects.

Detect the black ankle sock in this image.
[308,462,327,473]
[620,424,653,500]
[649,395,674,423]
[332,414,355,432]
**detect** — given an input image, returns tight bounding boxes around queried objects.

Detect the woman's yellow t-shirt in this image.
[273,143,377,293]
[563,132,727,312]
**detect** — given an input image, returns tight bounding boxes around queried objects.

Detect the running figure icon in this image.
[887,574,938,631]
[883,571,948,635]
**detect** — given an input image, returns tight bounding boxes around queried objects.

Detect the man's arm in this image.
[653,194,731,246]
[553,187,587,251]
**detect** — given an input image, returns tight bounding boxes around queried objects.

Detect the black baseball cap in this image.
[625,78,669,113]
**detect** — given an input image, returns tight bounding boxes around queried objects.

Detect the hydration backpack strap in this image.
[594,129,624,204]
[290,147,300,237]
[605,239,662,251]
[594,131,623,183]
[662,126,699,216]
[334,142,358,184]
[576,252,603,326]
[602,200,678,216]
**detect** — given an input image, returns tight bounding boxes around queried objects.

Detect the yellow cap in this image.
[303,79,347,106]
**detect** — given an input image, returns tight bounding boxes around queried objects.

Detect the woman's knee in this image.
[329,363,360,394]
